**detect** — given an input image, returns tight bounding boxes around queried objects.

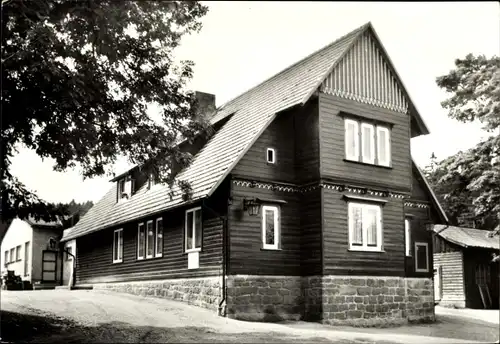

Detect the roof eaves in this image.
[412,158,449,224]
[300,22,370,106]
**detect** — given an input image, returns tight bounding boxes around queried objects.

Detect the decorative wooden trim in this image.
[404,200,430,209]
[232,178,410,199]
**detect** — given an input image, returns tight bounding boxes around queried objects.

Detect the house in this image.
[1,217,65,289]
[60,22,449,325]
[432,224,500,309]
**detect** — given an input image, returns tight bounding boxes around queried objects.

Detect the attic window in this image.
[118,177,134,201]
[266,148,276,164]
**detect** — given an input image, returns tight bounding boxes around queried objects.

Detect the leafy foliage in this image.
[424,54,500,230]
[1,1,209,222]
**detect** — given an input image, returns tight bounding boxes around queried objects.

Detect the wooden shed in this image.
[432,225,499,309]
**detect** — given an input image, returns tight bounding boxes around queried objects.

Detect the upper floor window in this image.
[9,248,14,263]
[262,205,280,250]
[405,218,411,256]
[415,242,429,272]
[4,250,8,265]
[345,118,391,167]
[185,207,202,252]
[348,202,383,252]
[266,148,276,164]
[15,245,21,261]
[118,176,135,201]
[113,228,123,263]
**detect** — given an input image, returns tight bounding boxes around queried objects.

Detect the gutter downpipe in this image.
[201,199,228,317]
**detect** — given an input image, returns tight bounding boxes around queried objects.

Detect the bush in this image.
[2,270,24,290]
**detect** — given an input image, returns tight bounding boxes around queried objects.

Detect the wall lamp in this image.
[243,198,261,217]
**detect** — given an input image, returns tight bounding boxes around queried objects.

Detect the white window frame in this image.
[376,126,391,166]
[348,202,383,252]
[185,207,202,253]
[360,123,375,164]
[345,119,359,161]
[9,248,14,263]
[415,242,429,272]
[155,217,163,258]
[405,218,411,257]
[146,220,154,259]
[113,228,123,264]
[266,148,276,164]
[137,223,145,260]
[262,205,280,250]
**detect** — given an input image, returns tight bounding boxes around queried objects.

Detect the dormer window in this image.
[118,176,134,202]
[148,173,159,189]
[266,148,276,164]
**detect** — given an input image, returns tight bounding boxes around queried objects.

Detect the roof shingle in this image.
[433,224,499,250]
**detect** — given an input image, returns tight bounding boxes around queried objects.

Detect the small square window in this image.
[266,148,276,164]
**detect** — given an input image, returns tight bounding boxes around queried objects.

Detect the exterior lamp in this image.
[243,198,260,217]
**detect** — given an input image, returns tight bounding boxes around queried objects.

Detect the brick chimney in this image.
[195,91,216,118]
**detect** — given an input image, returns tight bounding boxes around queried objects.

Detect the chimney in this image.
[195,91,216,118]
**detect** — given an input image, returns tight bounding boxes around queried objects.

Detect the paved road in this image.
[1,290,497,343]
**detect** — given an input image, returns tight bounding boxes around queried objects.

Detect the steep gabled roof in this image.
[433,225,499,250]
[62,22,430,242]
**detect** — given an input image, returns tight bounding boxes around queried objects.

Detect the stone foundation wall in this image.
[226,275,303,322]
[93,276,221,310]
[304,276,435,326]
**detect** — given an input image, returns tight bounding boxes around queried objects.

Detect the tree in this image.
[1,1,210,222]
[425,54,500,229]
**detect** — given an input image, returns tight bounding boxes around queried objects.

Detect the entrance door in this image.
[42,250,57,282]
[434,265,442,301]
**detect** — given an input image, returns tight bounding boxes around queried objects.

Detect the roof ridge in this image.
[214,22,371,112]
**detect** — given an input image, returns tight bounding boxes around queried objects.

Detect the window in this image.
[185,207,202,252]
[266,148,276,164]
[66,246,72,261]
[156,218,163,257]
[137,223,145,260]
[348,202,383,251]
[377,126,391,167]
[113,229,123,263]
[344,118,391,166]
[146,220,154,258]
[405,218,411,256]
[415,242,429,272]
[148,173,158,189]
[118,179,126,197]
[345,119,359,161]
[24,242,30,276]
[4,251,8,265]
[361,123,375,164]
[15,245,21,261]
[9,248,14,263]
[262,205,280,250]
[118,177,134,201]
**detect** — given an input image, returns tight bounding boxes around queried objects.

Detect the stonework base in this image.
[93,276,221,310]
[226,275,303,322]
[227,275,435,326]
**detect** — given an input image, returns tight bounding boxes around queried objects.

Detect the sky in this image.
[8,1,500,204]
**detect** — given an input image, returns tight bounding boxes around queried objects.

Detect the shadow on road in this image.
[0,310,346,343]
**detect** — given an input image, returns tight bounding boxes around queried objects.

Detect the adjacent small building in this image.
[432,224,500,309]
[1,217,64,288]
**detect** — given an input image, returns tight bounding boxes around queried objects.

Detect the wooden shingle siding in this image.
[232,109,296,183]
[300,188,322,275]
[75,205,224,285]
[318,93,411,193]
[228,183,301,276]
[434,251,465,304]
[322,188,405,276]
[294,100,320,184]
